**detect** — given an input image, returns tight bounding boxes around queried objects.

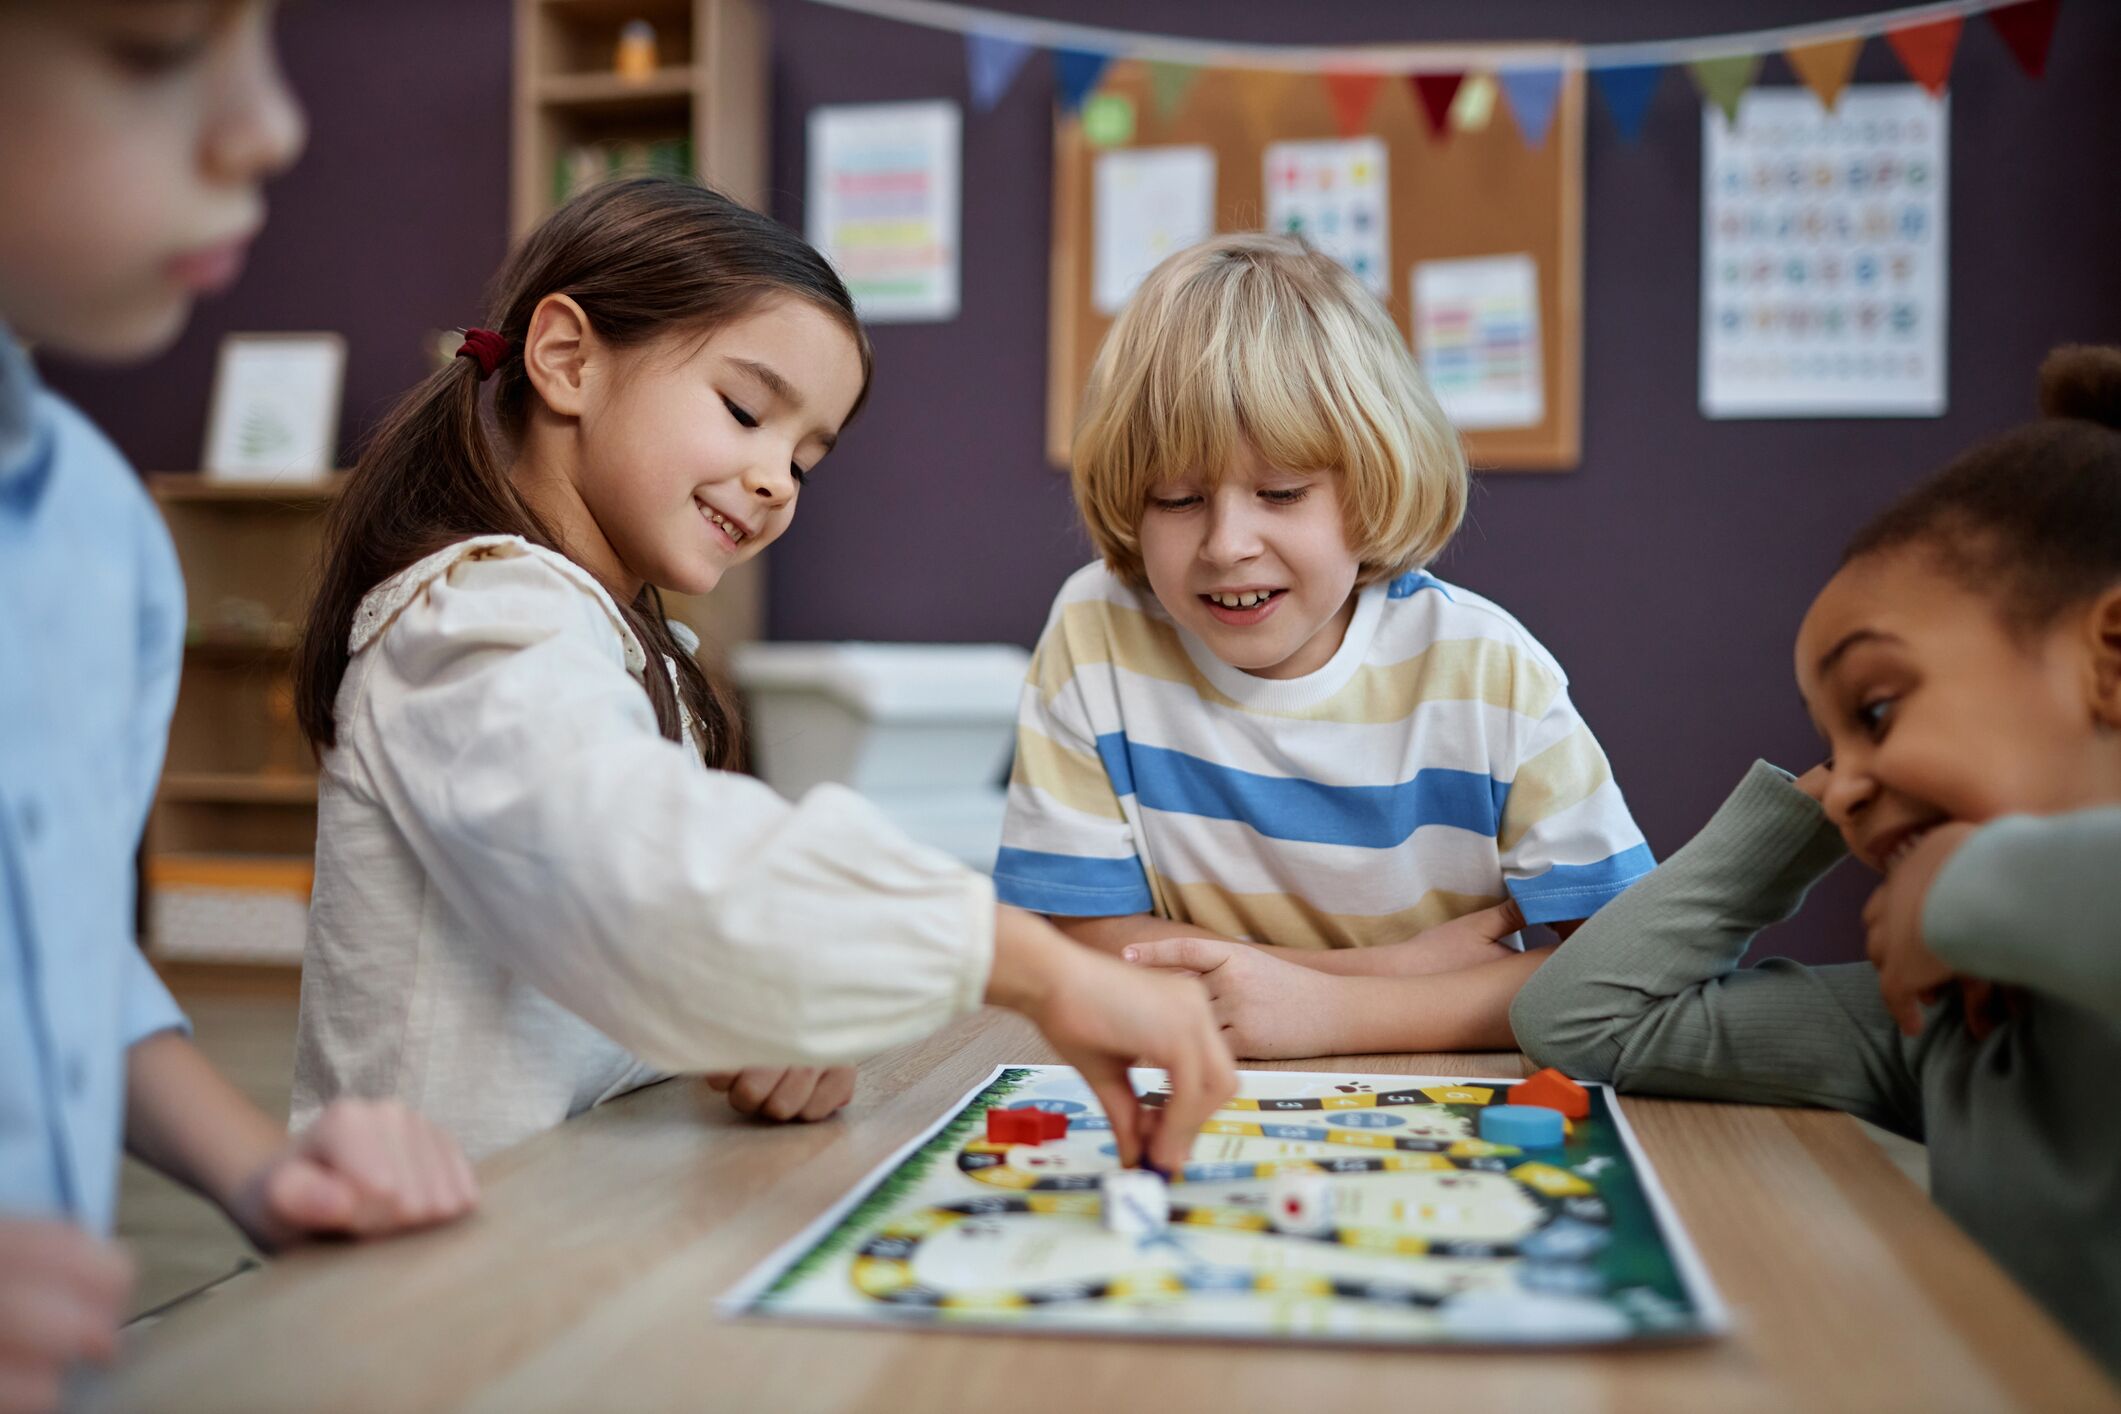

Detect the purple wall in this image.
[47,1,2121,964]
[42,1,514,478]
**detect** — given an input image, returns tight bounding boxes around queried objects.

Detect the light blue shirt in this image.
[0,325,189,1234]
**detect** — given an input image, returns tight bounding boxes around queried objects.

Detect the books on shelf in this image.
[554,137,694,206]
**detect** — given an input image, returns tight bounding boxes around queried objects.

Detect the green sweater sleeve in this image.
[1924,808,2121,1018]
[1510,760,1926,1135]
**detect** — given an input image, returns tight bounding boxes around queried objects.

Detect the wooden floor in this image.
[116,965,1933,1322]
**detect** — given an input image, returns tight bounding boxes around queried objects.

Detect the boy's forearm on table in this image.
[124,1031,285,1221]
[1332,948,1550,1053]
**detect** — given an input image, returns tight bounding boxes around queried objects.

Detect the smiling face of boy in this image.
[1137,439,1362,681]
[1793,546,2121,874]
[0,1,305,359]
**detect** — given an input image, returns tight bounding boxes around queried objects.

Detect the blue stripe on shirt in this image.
[1387,571,1453,601]
[1506,844,1658,924]
[993,847,1155,916]
[1095,733,1509,849]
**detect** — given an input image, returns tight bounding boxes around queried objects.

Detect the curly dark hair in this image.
[1843,345,2121,632]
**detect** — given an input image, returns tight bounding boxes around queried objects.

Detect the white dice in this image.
[1268,1171,1332,1236]
[1101,1169,1170,1237]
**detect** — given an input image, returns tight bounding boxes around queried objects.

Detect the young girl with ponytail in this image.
[290,178,1233,1165]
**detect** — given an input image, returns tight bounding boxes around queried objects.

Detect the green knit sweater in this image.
[1510,761,2121,1377]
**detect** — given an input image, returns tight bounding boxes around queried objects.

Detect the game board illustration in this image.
[726,1067,1725,1346]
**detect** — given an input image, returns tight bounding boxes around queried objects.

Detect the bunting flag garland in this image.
[921,0,2060,145]
[1593,64,1664,144]
[1052,48,1112,113]
[1689,53,1762,125]
[1884,16,1964,94]
[1497,67,1564,148]
[1449,73,1499,133]
[1321,70,1387,138]
[1409,72,1465,140]
[1146,60,1201,119]
[1988,0,2060,77]
[966,32,1035,111]
[1784,35,1865,111]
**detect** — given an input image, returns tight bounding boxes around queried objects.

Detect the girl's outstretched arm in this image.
[1509,761,1926,1135]
[344,545,1232,1167]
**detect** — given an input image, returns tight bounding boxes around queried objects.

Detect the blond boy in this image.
[997,234,1653,1058]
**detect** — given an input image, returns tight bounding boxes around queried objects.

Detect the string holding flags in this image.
[910,0,2062,149]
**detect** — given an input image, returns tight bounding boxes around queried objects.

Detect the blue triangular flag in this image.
[1497,68,1563,149]
[1053,48,1113,115]
[1593,64,1663,144]
[967,33,1036,113]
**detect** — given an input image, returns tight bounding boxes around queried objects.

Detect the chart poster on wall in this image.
[1414,254,1545,430]
[1093,146,1217,315]
[1700,86,1947,419]
[1263,137,1391,301]
[807,101,961,323]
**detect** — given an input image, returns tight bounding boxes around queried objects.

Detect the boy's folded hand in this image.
[1862,821,1978,1035]
[0,1219,131,1414]
[1124,936,1349,1060]
[233,1099,479,1251]
[705,1067,857,1123]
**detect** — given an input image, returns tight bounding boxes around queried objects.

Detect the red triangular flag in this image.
[1409,72,1466,140]
[1321,71,1386,138]
[1885,16,1963,95]
[1989,0,2061,79]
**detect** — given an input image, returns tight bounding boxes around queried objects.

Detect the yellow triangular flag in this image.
[1450,73,1499,133]
[1785,35,1863,112]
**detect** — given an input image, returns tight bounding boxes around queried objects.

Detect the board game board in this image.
[725,1066,1725,1346]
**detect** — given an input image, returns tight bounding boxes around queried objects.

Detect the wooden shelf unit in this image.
[512,0,767,238]
[509,0,770,652]
[146,474,342,965]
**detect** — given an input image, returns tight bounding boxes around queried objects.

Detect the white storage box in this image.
[731,642,1031,868]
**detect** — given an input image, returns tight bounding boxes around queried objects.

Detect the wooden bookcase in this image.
[512,0,768,235]
[146,475,342,966]
[511,0,772,652]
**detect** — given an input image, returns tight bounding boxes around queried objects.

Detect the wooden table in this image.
[85,1011,2117,1413]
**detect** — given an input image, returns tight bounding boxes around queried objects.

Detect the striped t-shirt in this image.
[994,562,1653,948]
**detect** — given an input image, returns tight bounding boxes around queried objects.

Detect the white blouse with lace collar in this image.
[292,535,995,1159]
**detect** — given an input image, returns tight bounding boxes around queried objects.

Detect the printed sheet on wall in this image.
[1700,86,1947,418]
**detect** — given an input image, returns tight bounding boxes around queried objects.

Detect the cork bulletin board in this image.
[1048,55,1584,471]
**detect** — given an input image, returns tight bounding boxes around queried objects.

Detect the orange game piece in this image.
[985,1107,1070,1145]
[1510,1068,1589,1120]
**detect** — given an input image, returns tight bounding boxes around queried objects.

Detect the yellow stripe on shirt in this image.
[1041,598,1563,725]
[1010,724,1127,822]
[1147,874,1510,950]
[1498,726,1614,854]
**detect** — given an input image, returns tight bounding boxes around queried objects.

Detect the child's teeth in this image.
[1212,591,1271,608]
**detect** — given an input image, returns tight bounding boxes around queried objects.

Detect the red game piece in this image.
[1510,1068,1589,1120]
[985,1107,1071,1145]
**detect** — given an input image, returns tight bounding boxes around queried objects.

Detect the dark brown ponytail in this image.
[295,178,872,764]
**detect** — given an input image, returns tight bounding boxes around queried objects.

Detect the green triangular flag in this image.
[1148,61,1201,120]
[1688,53,1760,126]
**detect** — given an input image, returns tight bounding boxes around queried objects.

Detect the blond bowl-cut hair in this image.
[1072,232,1468,588]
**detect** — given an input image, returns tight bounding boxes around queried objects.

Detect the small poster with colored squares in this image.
[1263,138,1391,301]
[1701,86,1948,418]
[806,100,961,323]
[725,1066,1725,1348]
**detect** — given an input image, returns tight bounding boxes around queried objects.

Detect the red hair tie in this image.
[454,327,511,380]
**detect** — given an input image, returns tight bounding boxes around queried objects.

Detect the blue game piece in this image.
[1479,1104,1565,1149]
